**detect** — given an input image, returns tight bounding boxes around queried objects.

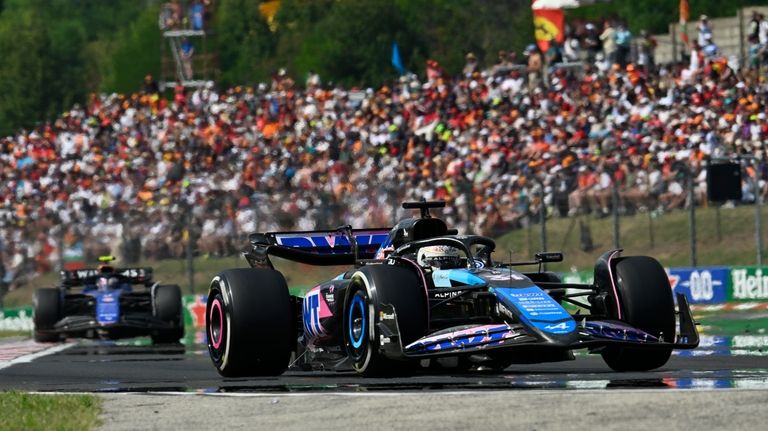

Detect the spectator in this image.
[600,21,617,65]
[190,1,205,31]
[2,20,768,284]
[525,44,543,90]
[563,32,582,63]
[614,24,632,68]
[697,15,713,48]
[306,70,321,89]
[752,12,768,69]
[491,50,512,76]
[637,30,657,72]
[583,22,601,63]
[462,52,479,78]
[142,74,160,95]
[180,37,194,80]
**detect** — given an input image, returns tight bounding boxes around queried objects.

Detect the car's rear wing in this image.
[245,227,391,267]
[60,267,154,288]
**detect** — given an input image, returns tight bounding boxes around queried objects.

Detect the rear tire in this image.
[345,265,427,376]
[600,256,675,371]
[206,268,293,377]
[33,288,61,343]
[152,284,184,344]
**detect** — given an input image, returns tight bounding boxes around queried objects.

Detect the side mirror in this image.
[535,252,563,263]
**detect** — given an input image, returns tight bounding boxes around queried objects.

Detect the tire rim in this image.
[209,297,224,350]
[348,293,367,352]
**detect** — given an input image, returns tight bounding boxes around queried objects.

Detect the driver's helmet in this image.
[97,276,119,291]
[417,245,463,270]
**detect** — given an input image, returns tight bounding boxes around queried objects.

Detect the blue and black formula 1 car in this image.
[206,201,699,377]
[33,257,184,344]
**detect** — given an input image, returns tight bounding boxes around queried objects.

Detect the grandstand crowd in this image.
[2,16,768,294]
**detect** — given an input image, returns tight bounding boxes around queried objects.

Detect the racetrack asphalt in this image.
[0,339,767,393]
[99,389,768,431]
[1,323,768,430]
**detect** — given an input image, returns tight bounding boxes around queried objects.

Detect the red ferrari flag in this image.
[532,1,565,52]
[679,0,690,44]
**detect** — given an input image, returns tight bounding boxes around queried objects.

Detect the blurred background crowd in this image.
[2,9,768,296]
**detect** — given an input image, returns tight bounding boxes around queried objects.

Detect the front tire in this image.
[151,284,184,344]
[206,268,293,377]
[600,256,675,371]
[33,288,61,343]
[345,265,427,376]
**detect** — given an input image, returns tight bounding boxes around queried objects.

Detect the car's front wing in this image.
[378,293,700,359]
[39,314,178,339]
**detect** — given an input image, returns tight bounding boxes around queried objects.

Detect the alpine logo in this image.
[303,293,322,338]
[544,322,569,331]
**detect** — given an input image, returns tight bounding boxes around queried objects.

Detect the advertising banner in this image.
[729,266,768,301]
[668,267,730,304]
[183,294,207,328]
[560,270,593,285]
[0,306,34,331]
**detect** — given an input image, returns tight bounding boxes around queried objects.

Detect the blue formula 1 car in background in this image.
[33,256,184,344]
[206,201,699,377]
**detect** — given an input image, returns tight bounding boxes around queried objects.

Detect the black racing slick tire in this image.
[206,268,293,377]
[601,256,676,371]
[33,288,61,343]
[345,265,427,376]
[151,284,184,344]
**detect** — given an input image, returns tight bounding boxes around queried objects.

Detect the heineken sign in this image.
[731,267,768,300]
[0,307,34,331]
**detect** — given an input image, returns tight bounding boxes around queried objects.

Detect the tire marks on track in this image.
[0,340,75,371]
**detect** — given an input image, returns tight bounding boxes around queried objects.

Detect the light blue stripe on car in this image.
[431,269,486,288]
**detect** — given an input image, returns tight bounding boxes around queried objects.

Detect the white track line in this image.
[40,386,764,398]
[0,342,75,371]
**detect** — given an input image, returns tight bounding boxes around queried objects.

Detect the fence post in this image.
[539,181,547,252]
[687,169,697,267]
[739,6,746,68]
[647,210,655,249]
[612,181,620,249]
[539,182,548,272]
[463,181,473,234]
[715,205,722,242]
[671,22,678,64]
[754,159,764,266]
[186,204,195,295]
[526,214,533,256]
[392,189,400,226]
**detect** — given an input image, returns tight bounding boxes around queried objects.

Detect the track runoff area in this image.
[2,312,768,431]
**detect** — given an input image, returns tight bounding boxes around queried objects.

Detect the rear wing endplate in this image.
[245,227,391,267]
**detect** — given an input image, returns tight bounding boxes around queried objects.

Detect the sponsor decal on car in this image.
[405,324,518,353]
[493,287,576,335]
[94,291,121,325]
[275,231,389,254]
[484,271,526,282]
[302,287,334,340]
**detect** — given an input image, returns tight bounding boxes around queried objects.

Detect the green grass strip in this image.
[0,331,31,338]
[0,392,101,431]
